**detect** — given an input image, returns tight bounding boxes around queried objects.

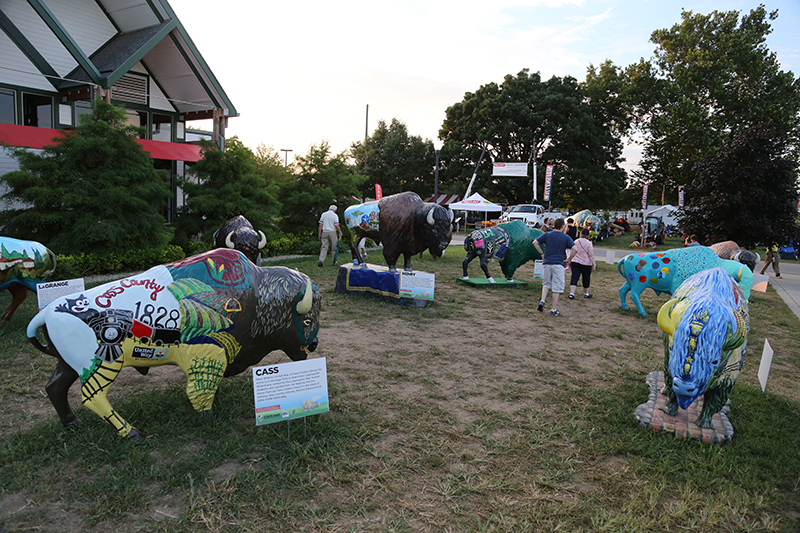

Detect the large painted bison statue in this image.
[27,249,320,439]
[213,215,267,265]
[0,237,56,322]
[657,267,749,428]
[461,221,543,282]
[344,191,452,272]
[618,246,753,317]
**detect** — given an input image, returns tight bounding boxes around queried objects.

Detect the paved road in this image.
[450,234,800,321]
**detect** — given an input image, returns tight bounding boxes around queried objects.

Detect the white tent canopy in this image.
[645,204,679,226]
[448,193,502,212]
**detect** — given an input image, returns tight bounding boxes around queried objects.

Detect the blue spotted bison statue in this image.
[657,267,749,428]
[618,246,753,317]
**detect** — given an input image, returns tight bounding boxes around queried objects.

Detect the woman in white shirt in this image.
[567,228,596,299]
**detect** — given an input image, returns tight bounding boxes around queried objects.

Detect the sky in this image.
[170,0,800,173]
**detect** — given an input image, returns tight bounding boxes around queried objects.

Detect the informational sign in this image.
[678,185,685,208]
[642,183,649,209]
[252,358,329,426]
[533,260,543,280]
[36,278,85,309]
[492,162,528,176]
[543,165,554,202]
[758,339,774,392]
[399,270,435,300]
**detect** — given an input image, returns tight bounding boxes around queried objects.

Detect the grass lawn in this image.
[1,246,798,532]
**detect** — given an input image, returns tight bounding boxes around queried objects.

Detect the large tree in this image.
[175,137,281,243]
[625,6,800,197]
[275,142,366,234]
[350,119,436,198]
[0,99,172,254]
[439,69,626,209]
[678,123,798,249]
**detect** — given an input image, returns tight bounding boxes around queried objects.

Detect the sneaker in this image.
[537,301,545,312]
[550,309,561,316]
[487,277,496,284]
[775,275,782,279]
[584,293,593,299]
[317,261,323,267]
[568,294,575,299]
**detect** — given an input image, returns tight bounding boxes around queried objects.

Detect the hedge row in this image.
[54,245,186,279]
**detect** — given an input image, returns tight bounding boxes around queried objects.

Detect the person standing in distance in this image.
[567,228,596,299]
[318,205,342,267]
[532,217,574,317]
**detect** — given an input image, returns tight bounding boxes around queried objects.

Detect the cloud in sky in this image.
[171,0,799,171]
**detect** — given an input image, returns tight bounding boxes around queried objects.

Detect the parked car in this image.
[499,204,545,227]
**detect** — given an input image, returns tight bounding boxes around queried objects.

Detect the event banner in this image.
[492,162,528,176]
[375,183,383,200]
[544,165,554,202]
[399,270,435,300]
[678,185,685,208]
[252,358,329,426]
[642,183,649,209]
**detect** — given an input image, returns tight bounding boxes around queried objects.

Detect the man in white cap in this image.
[318,204,342,267]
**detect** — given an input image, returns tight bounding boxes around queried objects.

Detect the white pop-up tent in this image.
[645,204,679,226]
[448,193,503,228]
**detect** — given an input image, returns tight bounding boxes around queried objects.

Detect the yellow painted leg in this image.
[81,359,139,438]
[173,344,229,412]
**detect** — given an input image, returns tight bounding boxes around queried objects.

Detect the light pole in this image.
[434,142,441,204]
[280,149,292,167]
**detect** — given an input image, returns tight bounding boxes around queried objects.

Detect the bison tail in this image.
[616,258,625,276]
[27,309,55,357]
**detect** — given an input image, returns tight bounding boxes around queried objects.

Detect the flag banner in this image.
[492,162,528,176]
[544,165,554,202]
[642,183,649,209]
[678,185,685,208]
[375,183,383,200]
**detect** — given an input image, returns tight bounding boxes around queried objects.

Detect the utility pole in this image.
[365,104,369,139]
[280,149,292,167]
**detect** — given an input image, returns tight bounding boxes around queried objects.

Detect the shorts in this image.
[542,264,566,293]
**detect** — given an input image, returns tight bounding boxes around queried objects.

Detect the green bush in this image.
[263,231,309,257]
[54,245,185,279]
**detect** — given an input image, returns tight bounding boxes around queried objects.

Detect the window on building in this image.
[22,93,52,128]
[75,100,93,125]
[0,89,15,124]
[123,108,148,137]
[152,113,172,142]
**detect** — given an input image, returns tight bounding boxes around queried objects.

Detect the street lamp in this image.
[280,149,292,167]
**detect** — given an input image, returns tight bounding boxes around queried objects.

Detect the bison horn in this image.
[258,230,267,249]
[225,232,235,249]
[657,298,679,336]
[427,208,435,226]
[296,278,313,315]
[449,210,454,222]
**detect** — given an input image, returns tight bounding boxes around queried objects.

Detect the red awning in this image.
[0,123,202,162]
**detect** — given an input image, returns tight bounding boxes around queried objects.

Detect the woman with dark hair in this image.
[567,228,596,299]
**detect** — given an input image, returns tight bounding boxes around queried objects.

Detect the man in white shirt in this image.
[318,205,342,267]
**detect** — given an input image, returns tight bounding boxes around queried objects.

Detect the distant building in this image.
[0,0,237,222]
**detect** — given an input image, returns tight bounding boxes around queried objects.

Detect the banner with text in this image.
[37,278,85,309]
[252,358,329,426]
[492,162,528,176]
[375,183,383,200]
[543,165,554,202]
[678,185,685,208]
[642,183,649,209]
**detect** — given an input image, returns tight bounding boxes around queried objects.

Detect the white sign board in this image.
[399,271,435,300]
[758,339,774,392]
[492,162,528,177]
[533,260,543,280]
[253,358,329,426]
[36,278,85,309]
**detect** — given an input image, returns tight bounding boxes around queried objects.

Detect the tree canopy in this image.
[175,137,281,243]
[0,99,172,254]
[622,6,800,197]
[439,70,626,209]
[678,123,799,249]
[350,119,436,198]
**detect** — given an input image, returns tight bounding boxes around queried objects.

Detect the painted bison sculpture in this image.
[27,249,320,439]
[618,246,753,317]
[461,221,544,282]
[0,237,56,322]
[709,240,758,273]
[344,191,452,272]
[213,215,267,265]
[657,267,749,428]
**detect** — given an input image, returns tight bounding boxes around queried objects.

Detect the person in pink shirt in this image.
[567,228,596,299]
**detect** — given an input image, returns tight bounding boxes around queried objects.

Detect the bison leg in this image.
[402,254,413,272]
[462,251,478,278]
[477,253,492,279]
[629,287,648,317]
[696,384,732,429]
[45,357,81,429]
[81,359,142,439]
[177,345,229,414]
[618,281,632,312]
[2,284,28,322]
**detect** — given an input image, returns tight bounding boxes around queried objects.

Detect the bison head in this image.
[214,216,267,265]
[422,204,453,258]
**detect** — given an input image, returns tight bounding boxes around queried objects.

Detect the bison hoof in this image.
[127,428,145,441]
[64,417,82,431]
[201,409,215,419]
